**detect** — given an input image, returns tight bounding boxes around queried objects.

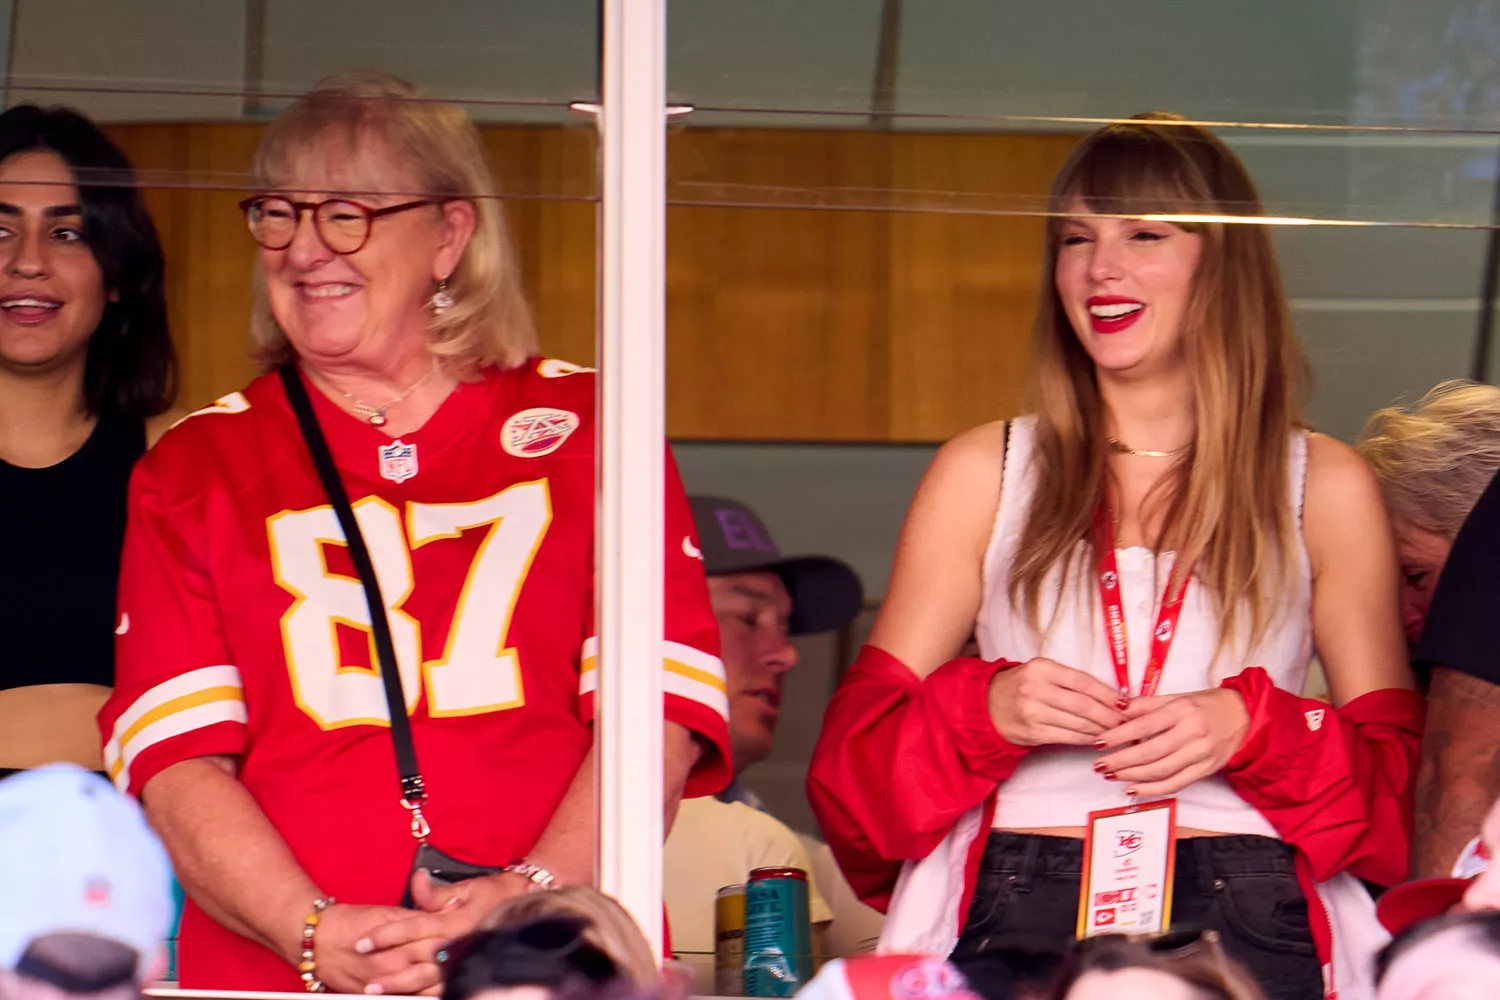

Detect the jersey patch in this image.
[502,408,579,459]
[378,440,419,484]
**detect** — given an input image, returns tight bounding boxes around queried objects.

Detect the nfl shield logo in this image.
[378,440,418,484]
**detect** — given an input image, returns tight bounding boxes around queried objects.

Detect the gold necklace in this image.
[1106,436,1190,459]
[339,365,437,427]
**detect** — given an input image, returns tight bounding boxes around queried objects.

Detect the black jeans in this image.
[949,832,1323,1000]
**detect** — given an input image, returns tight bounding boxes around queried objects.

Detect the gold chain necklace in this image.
[1106,437,1190,459]
[339,365,437,427]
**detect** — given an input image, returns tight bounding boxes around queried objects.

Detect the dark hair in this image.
[951,937,1065,1000]
[0,104,176,419]
[440,917,622,1000]
[15,933,139,994]
[1051,929,1266,1000]
[1375,908,1500,984]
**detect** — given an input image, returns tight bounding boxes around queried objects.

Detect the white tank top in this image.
[979,415,1313,835]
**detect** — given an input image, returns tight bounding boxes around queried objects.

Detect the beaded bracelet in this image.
[298,896,336,993]
[503,859,559,892]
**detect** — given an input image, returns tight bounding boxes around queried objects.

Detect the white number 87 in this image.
[267,481,553,729]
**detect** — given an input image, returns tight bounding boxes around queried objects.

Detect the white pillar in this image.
[596,0,668,959]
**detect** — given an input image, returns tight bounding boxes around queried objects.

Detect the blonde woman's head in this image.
[247,70,536,375]
[477,887,660,988]
[1357,379,1500,642]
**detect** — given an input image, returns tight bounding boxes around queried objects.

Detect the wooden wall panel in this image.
[105,123,263,411]
[101,122,1078,441]
[480,127,598,371]
[666,130,894,441]
[886,132,1076,440]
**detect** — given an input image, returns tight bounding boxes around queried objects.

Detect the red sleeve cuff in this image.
[115,722,248,799]
[925,656,1030,781]
[579,691,732,798]
[669,696,732,798]
[1221,667,1282,777]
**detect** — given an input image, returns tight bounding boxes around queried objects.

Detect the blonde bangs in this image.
[1012,113,1307,662]
[248,71,537,374]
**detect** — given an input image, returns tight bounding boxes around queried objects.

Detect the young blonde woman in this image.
[808,114,1422,1000]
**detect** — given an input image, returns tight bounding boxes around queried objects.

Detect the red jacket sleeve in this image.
[806,645,1029,910]
[1220,667,1425,887]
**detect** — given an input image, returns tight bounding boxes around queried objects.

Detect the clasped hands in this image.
[987,656,1250,798]
[305,867,531,996]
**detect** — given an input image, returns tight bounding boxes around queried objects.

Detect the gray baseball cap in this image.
[689,495,864,636]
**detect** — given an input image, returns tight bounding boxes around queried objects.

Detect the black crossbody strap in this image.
[277,365,430,828]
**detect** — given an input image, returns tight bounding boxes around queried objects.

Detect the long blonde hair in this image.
[1357,379,1500,537]
[249,70,537,373]
[479,887,660,988]
[1010,113,1309,654]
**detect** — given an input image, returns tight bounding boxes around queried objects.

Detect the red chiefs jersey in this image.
[99,358,731,990]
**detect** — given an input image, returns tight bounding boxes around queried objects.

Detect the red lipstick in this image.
[1086,295,1145,334]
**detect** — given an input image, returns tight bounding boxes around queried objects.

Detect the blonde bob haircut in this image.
[1357,379,1500,537]
[249,70,537,373]
[1011,112,1310,656]
[478,886,660,988]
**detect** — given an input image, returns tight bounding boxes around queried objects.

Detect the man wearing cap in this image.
[0,764,175,1000]
[664,496,870,984]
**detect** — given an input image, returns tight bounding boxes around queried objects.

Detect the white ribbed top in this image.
[978,415,1312,834]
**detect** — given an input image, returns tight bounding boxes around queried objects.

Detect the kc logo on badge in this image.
[378,440,418,484]
[502,408,579,458]
[1115,830,1143,858]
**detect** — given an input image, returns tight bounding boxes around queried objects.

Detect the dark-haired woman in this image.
[0,104,179,776]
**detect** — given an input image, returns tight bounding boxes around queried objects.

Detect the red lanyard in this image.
[1093,505,1191,699]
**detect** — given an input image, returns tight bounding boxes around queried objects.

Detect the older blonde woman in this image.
[1358,381,1500,881]
[1357,380,1500,644]
[99,72,731,996]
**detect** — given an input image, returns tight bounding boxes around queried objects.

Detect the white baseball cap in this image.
[796,955,981,1000]
[0,764,174,980]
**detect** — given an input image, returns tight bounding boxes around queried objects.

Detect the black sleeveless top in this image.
[0,415,146,691]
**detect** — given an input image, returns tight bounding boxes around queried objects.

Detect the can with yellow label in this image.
[714,883,747,996]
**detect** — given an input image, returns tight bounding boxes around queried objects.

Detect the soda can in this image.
[743,866,811,997]
[714,884,747,996]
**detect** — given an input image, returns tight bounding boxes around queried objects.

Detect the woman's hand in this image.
[1093,689,1251,797]
[308,903,436,996]
[353,871,532,995]
[988,657,1128,746]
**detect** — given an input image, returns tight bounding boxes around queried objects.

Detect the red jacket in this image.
[808,646,1424,997]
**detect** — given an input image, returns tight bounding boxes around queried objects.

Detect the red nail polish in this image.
[1092,761,1107,772]
[1116,699,1130,711]
[1093,739,1107,750]
[1104,772,1117,781]
[1125,788,1139,797]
